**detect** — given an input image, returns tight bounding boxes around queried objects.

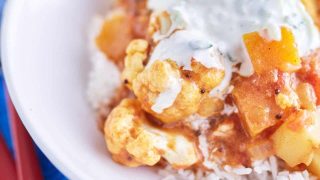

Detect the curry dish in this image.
[88,0,320,179]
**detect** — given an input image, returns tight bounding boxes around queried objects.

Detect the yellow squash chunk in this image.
[243,27,301,74]
[197,96,224,117]
[308,149,320,177]
[272,110,320,167]
[96,10,133,63]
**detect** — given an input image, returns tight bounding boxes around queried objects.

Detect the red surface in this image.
[0,134,17,180]
[7,97,43,180]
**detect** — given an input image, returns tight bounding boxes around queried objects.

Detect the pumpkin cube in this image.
[243,27,301,74]
[232,71,283,137]
[96,10,133,63]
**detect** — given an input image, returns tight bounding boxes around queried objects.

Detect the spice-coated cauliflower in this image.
[104,98,201,168]
[122,39,225,123]
[132,60,201,123]
[132,59,225,123]
[121,39,149,89]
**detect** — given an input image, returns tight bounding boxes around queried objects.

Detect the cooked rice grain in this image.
[87,16,121,109]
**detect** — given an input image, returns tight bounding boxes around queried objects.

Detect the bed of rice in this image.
[87,16,121,110]
[87,16,317,180]
[158,159,314,180]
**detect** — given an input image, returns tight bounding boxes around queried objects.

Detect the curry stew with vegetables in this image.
[92,0,320,178]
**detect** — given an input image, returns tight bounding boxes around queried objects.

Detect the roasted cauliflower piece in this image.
[148,11,172,38]
[275,91,300,110]
[122,39,149,89]
[148,10,186,40]
[197,96,224,118]
[121,33,226,123]
[132,60,202,123]
[104,99,200,168]
[129,57,225,123]
[186,61,225,93]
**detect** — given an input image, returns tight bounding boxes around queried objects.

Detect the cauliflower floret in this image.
[275,77,300,110]
[104,98,200,168]
[132,60,202,123]
[275,92,300,109]
[121,39,149,89]
[130,59,225,123]
[122,36,225,123]
[197,96,224,117]
[188,60,225,93]
[148,10,186,40]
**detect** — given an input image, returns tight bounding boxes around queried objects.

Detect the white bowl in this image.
[2,0,157,179]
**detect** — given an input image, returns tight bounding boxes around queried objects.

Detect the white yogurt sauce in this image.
[151,76,182,114]
[150,0,320,70]
[149,31,228,113]
[148,0,320,113]
[149,31,226,71]
[148,0,182,12]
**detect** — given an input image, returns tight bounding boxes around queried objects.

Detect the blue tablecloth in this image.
[0,1,67,179]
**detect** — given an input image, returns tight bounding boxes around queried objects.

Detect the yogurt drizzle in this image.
[149,31,226,71]
[148,0,320,113]
[151,76,182,114]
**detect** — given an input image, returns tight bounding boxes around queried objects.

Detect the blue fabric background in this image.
[0,1,67,179]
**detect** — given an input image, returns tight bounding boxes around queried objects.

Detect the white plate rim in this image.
[1,0,89,179]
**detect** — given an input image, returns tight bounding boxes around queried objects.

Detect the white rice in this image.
[221,103,238,116]
[87,16,121,109]
[159,157,316,180]
[185,115,210,131]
